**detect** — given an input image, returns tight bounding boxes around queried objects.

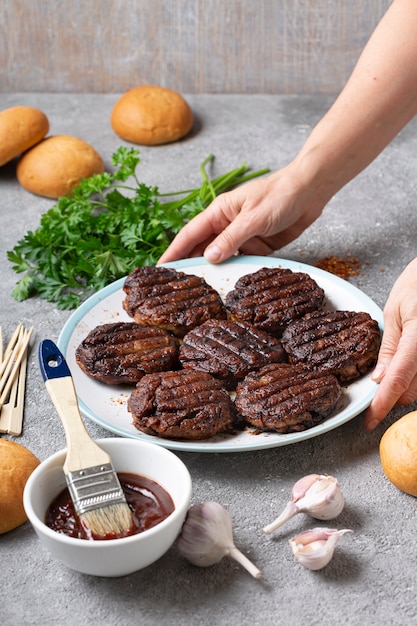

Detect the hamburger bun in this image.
[111,85,193,145]
[0,439,40,534]
[0,106,49,166]
[17,135,104,198]
[379,410,417,496]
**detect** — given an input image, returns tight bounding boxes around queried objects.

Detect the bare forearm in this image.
[294,0,417,202]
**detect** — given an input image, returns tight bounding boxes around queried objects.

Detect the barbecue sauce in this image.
[45,472,174,540]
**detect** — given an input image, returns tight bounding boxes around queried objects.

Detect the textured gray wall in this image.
[0,0,391,94]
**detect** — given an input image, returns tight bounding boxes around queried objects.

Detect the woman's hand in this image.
[158,165,327,264]
[365,257,417,429]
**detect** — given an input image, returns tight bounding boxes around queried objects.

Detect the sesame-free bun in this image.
[0,106,49,166]
[379,410,417,497]
[17,135,104,198]
[0,439,40,534]
[111,85,194,145]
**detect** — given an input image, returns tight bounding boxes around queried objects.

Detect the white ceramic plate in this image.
[58,256,383,453]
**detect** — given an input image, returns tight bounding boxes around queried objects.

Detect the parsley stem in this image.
[160,164,270,211]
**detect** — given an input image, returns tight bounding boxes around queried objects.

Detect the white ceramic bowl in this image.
[23,438,192,577]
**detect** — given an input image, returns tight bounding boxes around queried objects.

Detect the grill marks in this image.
[128,370,236,440]
[281,310,381,384]
[179,319,286,389]
[235,363,342,433]
[75,322,179,385]
[123,266,227,337]
[225,267,325,335]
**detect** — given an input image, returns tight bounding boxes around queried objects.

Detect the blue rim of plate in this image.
[58,255,383,453]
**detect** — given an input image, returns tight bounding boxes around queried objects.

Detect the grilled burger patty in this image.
[281,310,381,383]
[179,318,287,389]
[225,267,325,336]
[128,369,236,440]
[75,321,179,385]
[235,363,342,433]
[123,265,227,338]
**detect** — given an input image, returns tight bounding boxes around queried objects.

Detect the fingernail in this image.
[366,419,379,431]
[371,364,385,382]
[205,244,222,263]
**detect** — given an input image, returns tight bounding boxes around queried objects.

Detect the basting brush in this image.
[38,339,134,539]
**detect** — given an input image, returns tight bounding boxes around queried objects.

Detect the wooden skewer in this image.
[0,325,25,399]
[0,323,23,380]
[0,323,33,435]
[0,326,33,409]
[3,322,23,359]
[0,369,19,433]
[0,326,24,397]
[0,324,10,431]
[3,345,28,436]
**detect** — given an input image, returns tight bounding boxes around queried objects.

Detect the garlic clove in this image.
[291,473,320,501]
[297,474,344,520]
[177,501,261,579]
[289,527,352,570]
[263,474,344,534]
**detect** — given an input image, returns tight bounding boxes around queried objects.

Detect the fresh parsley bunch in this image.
[8,147,269,310]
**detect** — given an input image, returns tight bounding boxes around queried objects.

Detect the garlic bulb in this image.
[263,474,344,534]
[289,527,352,570]
[177,501,261,579]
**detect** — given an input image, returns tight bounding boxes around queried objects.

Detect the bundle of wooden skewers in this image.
[0,323,33,435]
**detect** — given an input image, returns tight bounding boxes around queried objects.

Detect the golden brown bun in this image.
[0,106,49,166]
[17,135,104,199]
[0,439,40,534]
[380,410,417,496]
[111,85,193,145]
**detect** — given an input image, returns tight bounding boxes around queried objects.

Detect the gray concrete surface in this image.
[1,93,417,626]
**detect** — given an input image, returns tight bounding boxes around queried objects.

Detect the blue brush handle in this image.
[38,338,110,472]
[38,339,72,381]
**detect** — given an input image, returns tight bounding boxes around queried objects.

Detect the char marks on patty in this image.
[235,363,342,434]
[179,318,287,389]
[75,322,179,385]
[281,310,381,383]
[123,266,227,338]
[225,267,325,336]
[128,369,236,440]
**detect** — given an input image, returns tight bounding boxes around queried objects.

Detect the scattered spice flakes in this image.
[109,392,130,410]
[314,254,362,280]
